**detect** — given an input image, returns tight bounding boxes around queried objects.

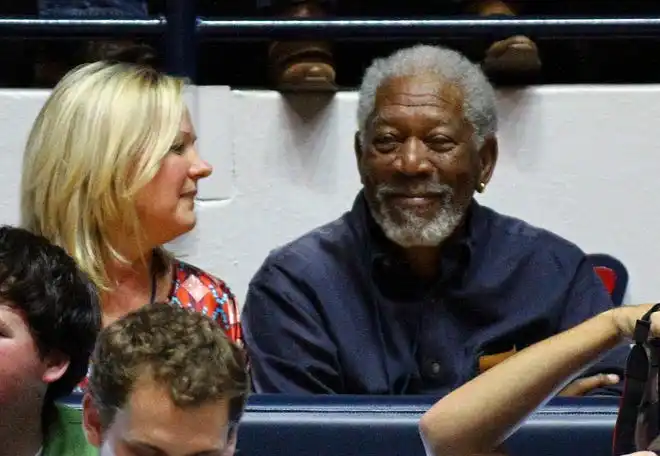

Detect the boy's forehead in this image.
[106,377,232,455]
[0,304,32,332]
[0,303,24,319]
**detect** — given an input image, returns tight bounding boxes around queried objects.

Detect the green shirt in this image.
[43,404,96,456]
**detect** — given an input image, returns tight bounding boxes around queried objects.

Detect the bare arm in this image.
[419,304,657,456]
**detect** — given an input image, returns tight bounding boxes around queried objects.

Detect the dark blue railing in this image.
[1,14,660,81]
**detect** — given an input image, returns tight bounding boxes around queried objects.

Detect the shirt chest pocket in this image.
[477,345,518,373]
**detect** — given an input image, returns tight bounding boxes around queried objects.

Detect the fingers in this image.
[652,311,660,339]
[612,303,659,339]
[625,303,660,339]
[623,452,657,456]
[557,373,620,397]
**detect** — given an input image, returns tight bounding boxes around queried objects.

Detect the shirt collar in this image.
[350,190,487,282]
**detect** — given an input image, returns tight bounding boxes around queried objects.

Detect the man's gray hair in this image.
[357,44,497,148]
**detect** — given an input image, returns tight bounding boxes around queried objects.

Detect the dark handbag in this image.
[613,303,660,455]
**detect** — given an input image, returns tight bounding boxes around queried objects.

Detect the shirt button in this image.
[425,361,442,379]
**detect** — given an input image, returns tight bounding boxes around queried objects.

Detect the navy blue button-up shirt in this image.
[242,192,627,396]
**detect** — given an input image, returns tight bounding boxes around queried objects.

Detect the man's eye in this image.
[373,134,396,144]
[426,136,456,151]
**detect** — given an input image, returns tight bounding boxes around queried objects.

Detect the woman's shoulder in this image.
[168,260,242,342]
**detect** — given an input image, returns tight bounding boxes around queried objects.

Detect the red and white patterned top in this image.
[75,260,242,393]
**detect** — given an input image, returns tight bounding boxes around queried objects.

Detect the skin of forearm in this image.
[419,310,622,456]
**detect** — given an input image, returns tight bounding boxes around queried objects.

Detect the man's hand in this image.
[557,373,620,397]
[624,453,657,456]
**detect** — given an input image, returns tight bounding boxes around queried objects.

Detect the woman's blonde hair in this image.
[21,61,186,291]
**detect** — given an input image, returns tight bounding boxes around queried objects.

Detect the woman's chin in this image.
[171,214,198,237]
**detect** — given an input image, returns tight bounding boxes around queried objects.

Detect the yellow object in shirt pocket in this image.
[478,346,517,373]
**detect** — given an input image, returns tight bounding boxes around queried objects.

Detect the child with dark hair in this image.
[0,225,100,455]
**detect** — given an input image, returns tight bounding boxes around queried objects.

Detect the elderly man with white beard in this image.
[241,44,629,397]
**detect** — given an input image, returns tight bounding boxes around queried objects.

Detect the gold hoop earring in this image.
[477,182,486,193]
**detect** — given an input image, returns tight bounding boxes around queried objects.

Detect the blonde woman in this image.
[21,62,242,391]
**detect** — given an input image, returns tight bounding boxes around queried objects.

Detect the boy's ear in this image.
[82,393,103,447]
[41,351,69,384]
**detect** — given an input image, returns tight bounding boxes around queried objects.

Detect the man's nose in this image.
[395,137,433,176]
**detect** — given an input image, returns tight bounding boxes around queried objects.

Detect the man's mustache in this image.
[375,182,453,198]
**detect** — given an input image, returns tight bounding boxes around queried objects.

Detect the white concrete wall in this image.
[2,86,659,306]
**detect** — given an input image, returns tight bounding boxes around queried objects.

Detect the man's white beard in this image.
[369,183,466,248]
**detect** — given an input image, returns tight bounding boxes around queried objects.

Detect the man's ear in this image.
[41,351,69,384]
[82,392,103,447]
[354,131,363,162]
[476,135,498,191]
[354,131,367,185]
